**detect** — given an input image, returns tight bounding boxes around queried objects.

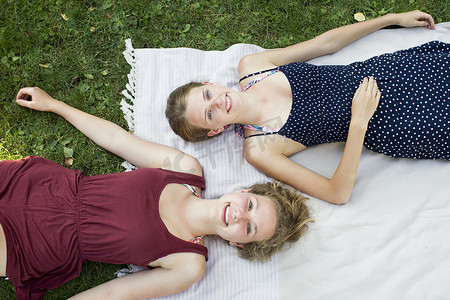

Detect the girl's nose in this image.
[211,97,223,108]
[233,208,248,222]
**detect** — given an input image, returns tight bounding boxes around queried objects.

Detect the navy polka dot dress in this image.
[277,41,449,159]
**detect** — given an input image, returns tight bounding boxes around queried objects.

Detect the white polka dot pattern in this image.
[278,41,449,159]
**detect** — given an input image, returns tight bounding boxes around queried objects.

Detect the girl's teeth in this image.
[226,97,230,112]
[225,205,230,225]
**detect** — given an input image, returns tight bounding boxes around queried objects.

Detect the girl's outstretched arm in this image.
[68,252,205,300]
[239,10,435,75]
[16,87,202,176]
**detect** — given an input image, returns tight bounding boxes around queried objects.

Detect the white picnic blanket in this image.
[121,23,450,300]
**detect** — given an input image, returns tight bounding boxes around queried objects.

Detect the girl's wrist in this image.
[49,99,66,114]
[378,13,397,27]
[349,119,369,133]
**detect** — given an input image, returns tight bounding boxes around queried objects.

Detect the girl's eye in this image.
[206,90,211,100]
[248,201,253,211]
[246,223,251,234]
[207,110,212,120]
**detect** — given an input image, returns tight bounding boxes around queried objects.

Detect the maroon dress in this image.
[0,156,208,299]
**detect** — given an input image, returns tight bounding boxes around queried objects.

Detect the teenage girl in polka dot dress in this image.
[168,11,448,204]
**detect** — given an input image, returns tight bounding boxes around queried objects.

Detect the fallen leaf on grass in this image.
[183,24,191,33]
[102,2,113,10]
[39,64,50,68]
[60,136,73,146]
[61,13,69,21]
[63,146,73,158]
[65,157,74,166]
[63,146,74,166]
[354,12,366,22]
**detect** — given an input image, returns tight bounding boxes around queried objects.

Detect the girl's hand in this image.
[395,10,435,30]
[16,87,58,112]
[351,77,381,128]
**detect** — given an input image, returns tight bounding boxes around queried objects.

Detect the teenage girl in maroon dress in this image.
[0,87,311,299]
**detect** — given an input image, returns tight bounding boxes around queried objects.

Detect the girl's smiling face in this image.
[212,190,277,247]
[185,83,243,137]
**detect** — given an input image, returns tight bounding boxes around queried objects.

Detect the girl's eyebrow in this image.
[202,88,206,101]
[253,198,258,237]
[202,89,208,123]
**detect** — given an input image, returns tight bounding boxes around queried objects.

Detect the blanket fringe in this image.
[115,264,145,278]
[121,38,136,132]
[121,39,137,172]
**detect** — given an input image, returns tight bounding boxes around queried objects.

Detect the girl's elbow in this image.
[325,186,352,204]
[325,175,356,204]
[329,195,350,205]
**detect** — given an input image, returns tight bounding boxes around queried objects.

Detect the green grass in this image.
[0,0,448,298]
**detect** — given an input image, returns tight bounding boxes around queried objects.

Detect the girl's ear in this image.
[207,127,225,137]
[229,241,244,248]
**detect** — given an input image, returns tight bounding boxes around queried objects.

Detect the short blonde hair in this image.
[237,182,313,261]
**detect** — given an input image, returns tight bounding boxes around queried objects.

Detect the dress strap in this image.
[239,67,279,82]
[236,67,280,138]
[183,184,204,243]
[244,131,278,140]
[183,184,200,197]
[190,236,204,244]
[234,124,278,139]
[162,169,206,190]
[241,68,279,92]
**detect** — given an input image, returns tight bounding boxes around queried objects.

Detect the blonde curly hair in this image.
[237,182,313,261]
